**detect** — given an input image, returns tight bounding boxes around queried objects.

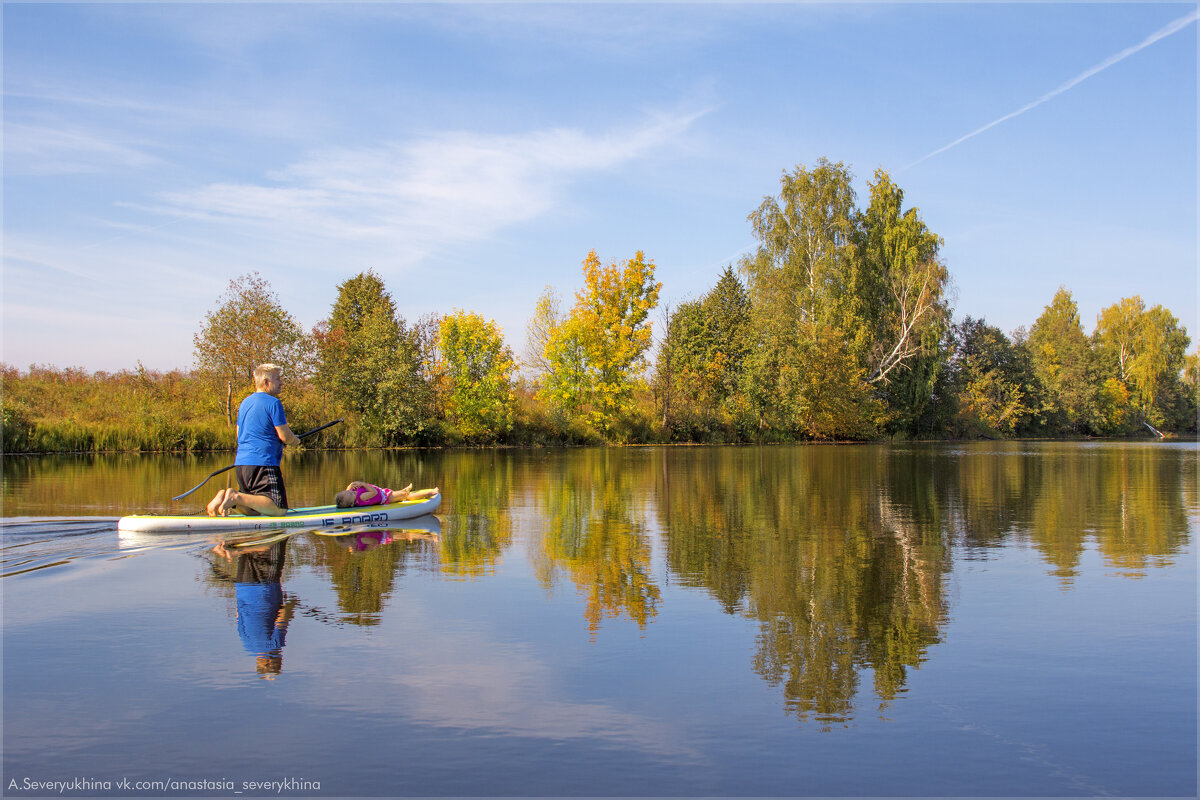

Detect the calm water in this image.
[2,442,1196,797]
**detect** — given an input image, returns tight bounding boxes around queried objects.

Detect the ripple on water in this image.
[0,518,127,577]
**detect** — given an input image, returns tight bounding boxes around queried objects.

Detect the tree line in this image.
[3,158,1196,451]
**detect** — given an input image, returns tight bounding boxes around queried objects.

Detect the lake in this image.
[2,441,1196,797]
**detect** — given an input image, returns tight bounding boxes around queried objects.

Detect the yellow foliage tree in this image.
[535,250,662,438]
[574,250,662,435]
[438,310,516,443]
[1094,296,1191,429]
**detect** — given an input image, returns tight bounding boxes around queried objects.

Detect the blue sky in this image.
[3,2,1196,373]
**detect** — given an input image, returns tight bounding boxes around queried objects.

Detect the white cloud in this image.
[298,612,701,760]
[388,646,698,757]
[2,111,708,370]
[152,110,709,261]
[5,122,162,175]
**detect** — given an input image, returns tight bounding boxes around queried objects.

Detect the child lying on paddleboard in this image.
[334,481,439,508]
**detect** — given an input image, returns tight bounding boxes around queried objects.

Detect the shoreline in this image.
[3,432,1195,456]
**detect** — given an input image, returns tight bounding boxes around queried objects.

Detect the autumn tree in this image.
[742,159,859,332]
[740,160,880,438]
[538,315,592,417]
[533,250,661,438]
[1027,286,1094,434]
[1127,305,1190,429]
[438,310,517,443]
[782,321,880,440]
[949,318,1038,438]
[575,250,663,434]
[314,271,427,445]
[193,272,312,422]
[656,267,752,438]
[1093,297,1143,385]
[1094,297,1191,431]
[699,266,753,409]
[657,298,710,436]
[855,170,952,432]
[524,287,562,381]
[407,311,444,429]
[1183,348,1200,433]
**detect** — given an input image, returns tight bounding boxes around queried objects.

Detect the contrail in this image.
[904,8,1199,171]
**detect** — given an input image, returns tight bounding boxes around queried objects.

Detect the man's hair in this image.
[253,363,282,385]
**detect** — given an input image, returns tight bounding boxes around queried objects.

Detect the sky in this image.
[2,2,1196,373]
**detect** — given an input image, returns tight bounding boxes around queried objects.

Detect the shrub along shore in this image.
[2,359,1195,455]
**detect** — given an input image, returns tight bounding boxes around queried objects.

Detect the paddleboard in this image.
[116,493,441,533]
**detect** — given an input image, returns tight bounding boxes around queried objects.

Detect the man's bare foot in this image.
[218,490,241,516]
[207,488,230,516]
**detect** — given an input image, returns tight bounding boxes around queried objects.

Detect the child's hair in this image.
[334,489,357,508]
[253,363,282,386]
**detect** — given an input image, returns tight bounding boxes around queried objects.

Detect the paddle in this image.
[172,418,344,501]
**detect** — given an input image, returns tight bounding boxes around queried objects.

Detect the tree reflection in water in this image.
[647,443,1192,726]
[655,446,948,728]
[529,449,661,639]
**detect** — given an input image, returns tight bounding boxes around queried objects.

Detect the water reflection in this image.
[435,452,513,578]
[302,526,441,624]
[209,538,294,677]
[530,449,660,637]
[932,443,1194,579]
[193,519,441,675]
[4,442,1195,727]
[652,446,948,727]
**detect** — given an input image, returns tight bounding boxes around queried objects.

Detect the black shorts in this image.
[235,465,289,511]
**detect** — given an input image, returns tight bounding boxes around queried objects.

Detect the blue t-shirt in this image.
[235,391,288,466]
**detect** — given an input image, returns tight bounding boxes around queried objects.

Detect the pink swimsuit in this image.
[353,483,393,507]
[354,532,393,551]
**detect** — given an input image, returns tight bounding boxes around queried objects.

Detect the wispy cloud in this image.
[5,122,163,175]
[152,109,710,264]
[904,8,1199,170]
[4,108,711,370]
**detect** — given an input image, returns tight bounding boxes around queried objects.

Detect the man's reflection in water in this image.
[212,540,297,678]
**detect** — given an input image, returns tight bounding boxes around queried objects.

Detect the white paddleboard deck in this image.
[117,493,441,533]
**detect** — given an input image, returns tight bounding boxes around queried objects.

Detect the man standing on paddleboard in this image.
[206,363,300,516]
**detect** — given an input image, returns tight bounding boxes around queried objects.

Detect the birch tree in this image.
[855,170,950,387]
[524,286,562,381]
[1094,296,1190,429]
[739,160,878,437]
